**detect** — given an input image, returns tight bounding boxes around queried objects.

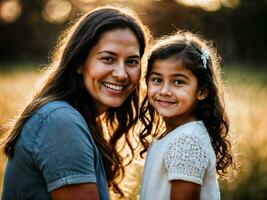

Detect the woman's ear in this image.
[197,87,208,101]
[77,65,83,74]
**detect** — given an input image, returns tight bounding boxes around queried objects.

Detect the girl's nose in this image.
[112,61,128,80]
[159,84,172,96]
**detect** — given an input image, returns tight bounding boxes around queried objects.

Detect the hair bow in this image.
[200,48,209,69]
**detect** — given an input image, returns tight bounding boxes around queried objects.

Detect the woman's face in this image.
[81,28,141,114]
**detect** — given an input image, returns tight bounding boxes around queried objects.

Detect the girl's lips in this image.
[156,99,176,107]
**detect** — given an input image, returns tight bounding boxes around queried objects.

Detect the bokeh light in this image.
[175,0,197,7]
[70,0,97,12]
[42,0,72,24]
[76,0,98,3]
[197,0,221,11]
[221,0,239,8]
[175,0,239,11]
[0,0,22,23]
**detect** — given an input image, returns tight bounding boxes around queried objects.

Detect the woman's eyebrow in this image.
[97,51,140,58]
[97,51,117,55]
[128,55,140,59]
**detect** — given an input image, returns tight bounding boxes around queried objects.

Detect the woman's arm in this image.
[50,183,99,200]
[171,180,200,200]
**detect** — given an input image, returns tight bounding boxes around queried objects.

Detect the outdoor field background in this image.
[1,0,267,199]
[1,64,266,199]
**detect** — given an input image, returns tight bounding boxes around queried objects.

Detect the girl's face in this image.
[147,58,206,129]
[81,28,141,114]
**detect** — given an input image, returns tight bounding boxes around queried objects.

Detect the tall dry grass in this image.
[0,67,41,196]
[0,65,266,199]
[219,67,267,200]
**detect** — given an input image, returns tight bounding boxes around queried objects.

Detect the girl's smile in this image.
[154,98,177,108]
[147,58,204,129]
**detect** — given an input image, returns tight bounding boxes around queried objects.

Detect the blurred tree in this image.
[142,0,267,64]
[0,0,266,65]
[0,0,66,62]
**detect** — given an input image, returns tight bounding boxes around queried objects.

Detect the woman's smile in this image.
[102,82,126,93]
[81,28,141,114]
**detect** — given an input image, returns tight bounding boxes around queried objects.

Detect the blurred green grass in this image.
[0,63,267,199]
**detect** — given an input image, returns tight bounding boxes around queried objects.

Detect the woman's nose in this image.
[112,61,128,80]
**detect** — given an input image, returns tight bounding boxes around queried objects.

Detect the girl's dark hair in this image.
[3,6,150,196]
[139,31,235,177]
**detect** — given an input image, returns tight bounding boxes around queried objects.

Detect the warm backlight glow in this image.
[42,0,72,24]
[175,0,197,7]
[176,0,239,11]
[77,0,98,3]
[221,0,239,8]
[198,0,221,11]
[0,0,22,23]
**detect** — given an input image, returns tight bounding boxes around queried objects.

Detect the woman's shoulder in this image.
[23,101,86,132]
[36,101,81,119]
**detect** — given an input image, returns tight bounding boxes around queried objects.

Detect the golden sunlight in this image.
[175,0,197,7]
[221,0,239,8]
[70,0,97,12]
[0,0,22,23]
[76,0,98,3]
[175,0,239,11]
[42,0,72,24]
[198,0,221,11]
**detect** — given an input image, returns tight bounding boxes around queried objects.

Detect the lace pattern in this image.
[164,134,209,183]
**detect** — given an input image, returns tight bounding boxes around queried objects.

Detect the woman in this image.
[1,6,150,200]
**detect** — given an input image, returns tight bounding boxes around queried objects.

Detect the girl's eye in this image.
[150,77,162,84]
[173,80,185,85]
[127,59,140,67]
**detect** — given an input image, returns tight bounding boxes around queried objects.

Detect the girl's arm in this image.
[50,183,99,200]
[171,180,200,200]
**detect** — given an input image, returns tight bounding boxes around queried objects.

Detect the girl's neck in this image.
[164,115,198,135]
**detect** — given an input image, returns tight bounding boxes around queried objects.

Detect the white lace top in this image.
[140,121,220,200]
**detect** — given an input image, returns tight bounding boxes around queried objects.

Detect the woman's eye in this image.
[127,59,140,67]
[101,57,114,63]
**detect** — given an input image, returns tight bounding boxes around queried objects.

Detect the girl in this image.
[139,31,235,200]
[1,6,150,200]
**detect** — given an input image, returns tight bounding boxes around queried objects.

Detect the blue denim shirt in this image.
[1,101,109,200]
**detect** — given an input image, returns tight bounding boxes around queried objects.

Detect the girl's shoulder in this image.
[168,121,215,160]
[164,121,212,153]
[169,120,207,140]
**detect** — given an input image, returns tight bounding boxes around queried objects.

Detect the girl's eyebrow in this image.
[173,73,189,80]
[150,71,189,80]
[150,72,161,76]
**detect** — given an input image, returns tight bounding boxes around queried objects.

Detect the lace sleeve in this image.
[164,134,209,185]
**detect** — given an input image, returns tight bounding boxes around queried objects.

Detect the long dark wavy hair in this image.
[139,31,235,177]
[2,6,150,196]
